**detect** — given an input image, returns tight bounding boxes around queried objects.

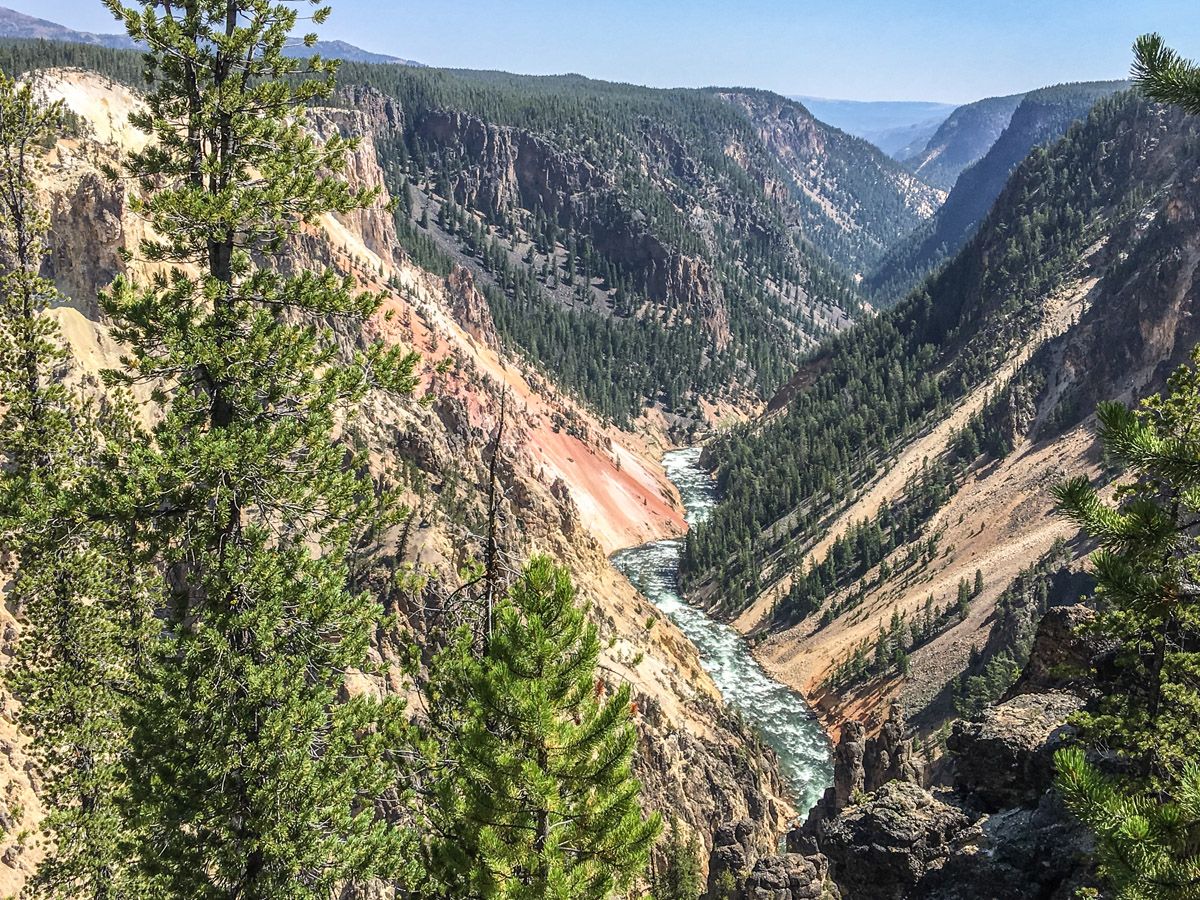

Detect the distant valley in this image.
[795,95,957,159]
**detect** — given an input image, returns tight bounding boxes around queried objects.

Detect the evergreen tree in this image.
[955,578,972,616]
[1048,39,1200,900]
[422,556,661,898]
[0,69,137,899]
[1053,348,1200,897]
[99,0,420,894]
[651,817,703,900]
[1053,360,1200,776]
[1133,33,1200,115]
[1056,748,1200,900]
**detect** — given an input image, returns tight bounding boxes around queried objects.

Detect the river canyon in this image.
[613,448,833,814]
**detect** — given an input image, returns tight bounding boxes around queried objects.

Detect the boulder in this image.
[918,792,1095,900]
[954,796,1092,899]
[948,691,1082,812]
[1006,604,1110,698]
[707,819,758,898]
[742,853,840,900]
[818,781,977,899]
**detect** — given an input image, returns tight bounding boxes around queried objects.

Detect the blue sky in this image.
[21,0,1200,103]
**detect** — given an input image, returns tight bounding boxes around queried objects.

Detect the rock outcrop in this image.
[947,691,1083,812]
[800,777,1094,900]
[800,701,920,837]
[44,167,128,318]
[864,700,922,791]
[828,720,866,807]
[817,781,975,899]
[446,265,500,349]
[717,90,944,272]
[771,602,1102,900]
[1006,604,1109,697]
[742,853,839,900]
[411,105,737,345]
[708,819,838,900]
[707,819,760,896]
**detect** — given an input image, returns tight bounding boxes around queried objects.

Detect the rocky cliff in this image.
[412,105,732,337]
[719,91,945,275]
[710,604,1107,900]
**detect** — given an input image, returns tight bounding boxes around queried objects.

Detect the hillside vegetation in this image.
[683,90,1178,620]
[869,81,1127,305]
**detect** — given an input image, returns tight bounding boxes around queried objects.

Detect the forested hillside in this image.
[327,64,944,422]
[904,91,1025,190]
[869,81,1127,305]
[682,90,1178,618]
[680,85,1200,783]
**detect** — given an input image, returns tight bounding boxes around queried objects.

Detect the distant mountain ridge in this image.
[0,5,420,65]
[868,80,1128,304]
[0,5,133,48]
[905,91,1027,190]
[719,89,946,272]
[795,96,957,158]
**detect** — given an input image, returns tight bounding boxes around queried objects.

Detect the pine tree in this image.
[1133,34,1200,115]
[0,70,144,898]
[955,578,972,616]
[422,556,661,898]
[651,817,703,900]
[1053,360,1200,776]
[1055,748,1200,900]
[99,0,420,895]
[1053,347,1200,897]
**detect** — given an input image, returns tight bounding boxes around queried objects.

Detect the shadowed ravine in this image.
[612,447,833,814]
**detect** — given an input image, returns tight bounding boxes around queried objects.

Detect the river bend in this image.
[612,447,832,813]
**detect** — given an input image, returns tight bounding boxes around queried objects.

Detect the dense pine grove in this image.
[757,456,964,628]
[388,187,742,425]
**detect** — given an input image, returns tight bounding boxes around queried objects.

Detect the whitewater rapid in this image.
[612,447,832,814]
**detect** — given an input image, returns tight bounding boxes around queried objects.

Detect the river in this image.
[611,447,833,814]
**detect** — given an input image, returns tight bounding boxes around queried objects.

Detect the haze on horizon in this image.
[14,0,1200,104]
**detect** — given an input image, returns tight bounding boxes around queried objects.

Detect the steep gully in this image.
[613,449,833,814]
